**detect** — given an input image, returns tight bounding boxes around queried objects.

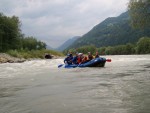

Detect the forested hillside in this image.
[68,12,150,49]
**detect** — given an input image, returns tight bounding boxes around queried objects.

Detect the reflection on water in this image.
[0,55,150,113]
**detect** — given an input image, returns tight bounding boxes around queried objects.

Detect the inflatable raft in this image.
[58,57,111,68]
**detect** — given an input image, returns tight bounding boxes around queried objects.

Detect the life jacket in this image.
[77,57,82,64]
[88,55,93,60]
[82,56,87,63]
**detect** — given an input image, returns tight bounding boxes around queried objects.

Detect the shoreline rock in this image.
[0,53,26,64]
[44,53,61,59]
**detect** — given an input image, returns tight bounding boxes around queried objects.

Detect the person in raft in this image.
[69,51,73,59]
[95,51,100,58]
[65,52,94,65]
[72,52,79,64]
[77,53,82,64]
[77,53,88,64]
[87,52,93,61]
[64,54,73,65]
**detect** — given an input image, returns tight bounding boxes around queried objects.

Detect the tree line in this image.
[0,13,46,52]
[64,37,150,55]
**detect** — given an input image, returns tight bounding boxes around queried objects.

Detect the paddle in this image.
[77,63,81,67]
[58,64,64,68]
[106,59,111,62]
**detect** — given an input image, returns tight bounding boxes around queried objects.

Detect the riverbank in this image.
[0,53,26,63]
[0,53,62,64]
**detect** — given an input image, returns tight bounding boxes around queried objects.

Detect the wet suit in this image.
[64,56,73,65]
[72,56,78,64]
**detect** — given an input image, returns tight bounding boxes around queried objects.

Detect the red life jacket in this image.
[77,57,82,64]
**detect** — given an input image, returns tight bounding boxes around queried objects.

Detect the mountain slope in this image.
[68,12,150,49]
[46,45,54,50]
[56,36,80,51]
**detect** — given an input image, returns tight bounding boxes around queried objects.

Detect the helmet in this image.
[69,54,72,57]
[78,53,83,56]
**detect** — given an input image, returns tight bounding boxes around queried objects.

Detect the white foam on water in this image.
[0,55,150,79]
[0,59,64,79]
[109,55,150,62]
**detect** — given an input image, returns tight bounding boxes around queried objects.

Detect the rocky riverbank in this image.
[0,53,61,64]
[0,53,26,63]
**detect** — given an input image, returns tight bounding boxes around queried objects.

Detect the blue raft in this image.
[58,57,106,68]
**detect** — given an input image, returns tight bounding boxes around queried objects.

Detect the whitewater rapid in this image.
[0,55,150,79]
[0,59,63,79]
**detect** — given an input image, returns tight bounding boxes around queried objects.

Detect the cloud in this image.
[0,0,129,48]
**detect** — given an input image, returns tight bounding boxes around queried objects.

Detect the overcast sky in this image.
[0,0,129,48]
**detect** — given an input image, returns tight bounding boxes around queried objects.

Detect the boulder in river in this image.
[44,53,53,59]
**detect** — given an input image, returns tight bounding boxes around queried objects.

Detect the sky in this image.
[0,0,129,48]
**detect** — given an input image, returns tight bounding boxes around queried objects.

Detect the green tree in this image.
[105,46,113,55]
[37,41,46,50]
[125,43,136,54]
[21,37,46,51]
[97,47,106,55]
[0,12,47,52]
[0,13,22,51]
[128,0,150,29]
[137,37,150,54]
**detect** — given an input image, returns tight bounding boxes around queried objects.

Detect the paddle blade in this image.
[58,64,64,68]
[106,59,111,62]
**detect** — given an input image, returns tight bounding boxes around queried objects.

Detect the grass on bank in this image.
[7,49,64,59]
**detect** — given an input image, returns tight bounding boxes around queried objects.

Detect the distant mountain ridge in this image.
[46,45,54,50]
[56,36,80,51]
[67,11,150,49]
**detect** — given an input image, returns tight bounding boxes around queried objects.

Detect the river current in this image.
[0,55,150,113]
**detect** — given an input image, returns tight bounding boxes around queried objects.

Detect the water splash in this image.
[0,59,64,79]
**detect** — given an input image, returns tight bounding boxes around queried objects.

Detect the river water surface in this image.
[0,55,150,113]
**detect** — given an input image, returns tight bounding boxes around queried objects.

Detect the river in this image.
[0,55,150,113]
